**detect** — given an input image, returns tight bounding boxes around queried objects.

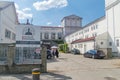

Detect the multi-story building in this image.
[65,0,120,57]
[0,1,18,43]
[65,16,107,54]
[105,0,120,56]
[15,23,63,63]
[0,1,18,65]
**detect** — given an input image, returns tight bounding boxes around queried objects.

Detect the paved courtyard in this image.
[0,53,120,80]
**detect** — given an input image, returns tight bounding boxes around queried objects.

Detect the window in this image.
[44,33,49,39]
[91,27,93,31]
[0,47,7,61]
[5,29,11,38]
[109,42,112,46]
[51,33,56,39]
[101,42,103,45]
[58,32,62,39]
[116,39,119,47]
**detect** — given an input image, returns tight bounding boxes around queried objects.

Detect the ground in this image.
[0,53,120,80]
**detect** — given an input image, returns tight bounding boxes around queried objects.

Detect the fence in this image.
[0,44,41,65]
[15,47,41,64]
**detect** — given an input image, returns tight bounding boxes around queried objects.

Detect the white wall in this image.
[16,25,40,47]
[0,2,17,43]
[16,25,40,41]
[106,0,120,55]
[105,0,118,7]
[65,17,106,52]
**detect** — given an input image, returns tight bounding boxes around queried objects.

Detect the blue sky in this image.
[3,0,105,26]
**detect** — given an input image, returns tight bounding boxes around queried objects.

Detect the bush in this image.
[59,43,69,53]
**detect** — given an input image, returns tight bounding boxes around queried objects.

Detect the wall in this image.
[72,41,94,54]
[65,17,106,52]
[0,64,41,74]
[106,0,120,56]
[0,2,17,43]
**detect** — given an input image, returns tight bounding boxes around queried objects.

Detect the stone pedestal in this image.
[7,45,15,66]
[41,46,47,73]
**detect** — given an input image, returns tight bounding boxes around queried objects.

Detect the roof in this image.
[0,1,19,24]
[83,16,105,28]
[0,1,13,11]
[61,14,82,22]
[71,37,95,44]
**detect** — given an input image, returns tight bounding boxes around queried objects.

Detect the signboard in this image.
[35,48,40,53]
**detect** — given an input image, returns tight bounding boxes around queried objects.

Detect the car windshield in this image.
[88,50,97,54]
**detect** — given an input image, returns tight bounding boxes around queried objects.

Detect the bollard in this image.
[32,68,40,80]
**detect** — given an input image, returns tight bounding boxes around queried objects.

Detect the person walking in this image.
[51,48,59,58]
[55,49,59,58]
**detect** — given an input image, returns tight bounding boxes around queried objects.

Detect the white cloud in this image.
[23,8,31,12]
[15,3,32,20]
[47,22,52,25]
[33,0,68,11]
[16,10,32,19]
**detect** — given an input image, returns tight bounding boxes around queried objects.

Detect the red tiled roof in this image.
[71,37,95,44]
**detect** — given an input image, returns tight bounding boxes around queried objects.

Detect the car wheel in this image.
[92,55,95,59]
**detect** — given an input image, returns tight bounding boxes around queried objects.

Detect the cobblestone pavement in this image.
[0,53,120,80]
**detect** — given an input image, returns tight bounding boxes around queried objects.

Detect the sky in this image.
[2,0,105,27]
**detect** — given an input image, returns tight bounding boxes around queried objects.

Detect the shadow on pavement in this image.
[0,72,72,80]
[104,77,117,80]
[41,72,72,80]
[0,74,32,80]
[47,58,59,63]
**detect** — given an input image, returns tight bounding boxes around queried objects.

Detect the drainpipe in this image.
[0,10,1,42]
[94,38,95,50]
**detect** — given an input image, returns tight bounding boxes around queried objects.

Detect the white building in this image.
[0,1,18,43]
[15,24,63,63]
[105,0,120,56]
[65,16,107,54]
[65,0,120,57]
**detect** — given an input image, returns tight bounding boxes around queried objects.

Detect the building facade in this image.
[0,1,18,65]
[15,24,63,64]
[0,1,18,43]
[65,16,107,54]
[105,0,120,56]
[61,15,82,36]
[65,0,120,57]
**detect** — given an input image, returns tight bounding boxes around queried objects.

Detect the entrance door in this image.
[84,44,86,53]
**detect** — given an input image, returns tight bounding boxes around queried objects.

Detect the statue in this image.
[25,28,32,35]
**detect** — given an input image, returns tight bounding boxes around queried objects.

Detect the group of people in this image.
[47,47,59,59]
[51,48,59,58]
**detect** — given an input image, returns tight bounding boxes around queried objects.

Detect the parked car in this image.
[84,49,105,59]
[47,49,52,59]
[71,49,80,55]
